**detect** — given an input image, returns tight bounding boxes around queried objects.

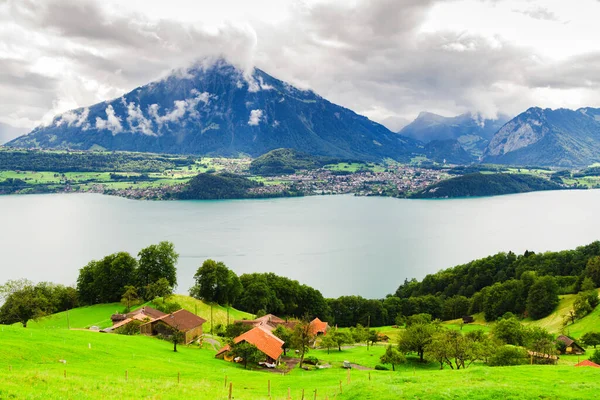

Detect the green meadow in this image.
[2,322,600,400]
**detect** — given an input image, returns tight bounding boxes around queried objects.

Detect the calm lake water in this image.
[1,190,599,298]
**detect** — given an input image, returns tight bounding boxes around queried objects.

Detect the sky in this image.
[2,0,600,132]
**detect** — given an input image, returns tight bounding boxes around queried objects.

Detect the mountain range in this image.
[483,107,600,167]
[7,58,421,162]
[399,112,510,157]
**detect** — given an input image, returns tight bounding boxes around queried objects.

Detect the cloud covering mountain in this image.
[8,59,420,161]
[3,0,600,132]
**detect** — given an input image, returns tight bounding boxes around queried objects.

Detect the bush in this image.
[374,364,390,371]
[304,356,319,366]
[153,301,182,314]
[115,320,143,335]
[489,345,528,366]
[589,350,600,364]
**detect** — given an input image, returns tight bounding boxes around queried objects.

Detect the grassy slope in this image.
[524,289,600,339]
[2,325,600,400]
[24,295,254,331]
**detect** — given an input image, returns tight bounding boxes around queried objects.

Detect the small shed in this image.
[462,315,474,324]
[557,335,585,355]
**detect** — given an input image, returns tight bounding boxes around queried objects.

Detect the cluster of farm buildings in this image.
[102,307,328,366]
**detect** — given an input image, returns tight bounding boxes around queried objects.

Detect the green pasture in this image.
[2,324,600,400]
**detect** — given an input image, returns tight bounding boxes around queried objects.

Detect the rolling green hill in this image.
[1,324,599,399]
[524,289,600,339]
[22,295,254,331]
[411,172,561,198]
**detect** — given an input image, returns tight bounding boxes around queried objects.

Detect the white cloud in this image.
[57,107,90,129]
[4,0,600,130]
[95,105,122,134]
[248,109,263,126]
[148,90,211,126]
[126,102,155,135]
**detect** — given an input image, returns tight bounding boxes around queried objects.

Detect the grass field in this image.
[22,295,254,332]
[524,289,600,339]
[2,323,600,400]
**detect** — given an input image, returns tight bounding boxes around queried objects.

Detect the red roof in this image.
[153,309,207,332]
[234,327,284,360]
[309,318,328,335]
[127,306,167,320]
[575,360,600,368]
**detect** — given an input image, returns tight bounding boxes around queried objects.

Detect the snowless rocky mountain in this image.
[7,58,422,162]
[399,111,510,157]
[483,107,600,167]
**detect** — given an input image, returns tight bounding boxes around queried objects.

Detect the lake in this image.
[1,190,599,298]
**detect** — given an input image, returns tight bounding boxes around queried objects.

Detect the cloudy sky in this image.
[2,0,600,132]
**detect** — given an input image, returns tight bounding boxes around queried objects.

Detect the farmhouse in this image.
[140,309,206,344]
[234,314,297,332]
[216,326,285,364]
[557,335,585,355]
[309,317,329,336]
[104,306,168,333]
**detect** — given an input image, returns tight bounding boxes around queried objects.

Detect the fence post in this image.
[64,370,66,378]
[178,371,180,384]
[268,379,271,396]
[347,368,350,384]
[288,387,291,399]
[125,370,128,381]
[369,371,371,381]
[228,382,233,400]
[301,388,305,400]
[313,388,317,400]
[224,375,228,388]
[339,380,343,394]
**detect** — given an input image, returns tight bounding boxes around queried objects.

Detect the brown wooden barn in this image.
[140,309,206,344]
[557,335,585,355]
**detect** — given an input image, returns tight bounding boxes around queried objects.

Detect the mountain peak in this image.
[7,61,419,161]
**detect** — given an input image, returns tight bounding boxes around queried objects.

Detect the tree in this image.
[425,330,453,369]
[292,317,315,368]
[380,345,405,371]
[328,330,351,351]
[137,242,178,298]
[398,321,438,362]
[581,277,596,292]
[146,278,173,304]
[0,285,49,327]
[585,256,600,287]
[167,325,185,352]
[492,315,525,346]
[224,322,252,339]
[489,345,527,366]
[189,260,242,306]
[351,324,370,348]
[368,329,380,349]
[230,341,264,369]
[272,325,293,355]
[524,326,556,357]
[76,252,138,304]
[121,285,140,312]
[590,349,600,364]
[574,293,593,319]
[526,276,559,319]
[581,332,600,349]
[0,279,33,302]
[443,296,471,320]
[320,333,336,354]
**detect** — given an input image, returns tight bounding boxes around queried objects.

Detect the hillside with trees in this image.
[412,173,562,198]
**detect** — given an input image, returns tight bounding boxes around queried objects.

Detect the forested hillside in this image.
[412,173,561,198]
